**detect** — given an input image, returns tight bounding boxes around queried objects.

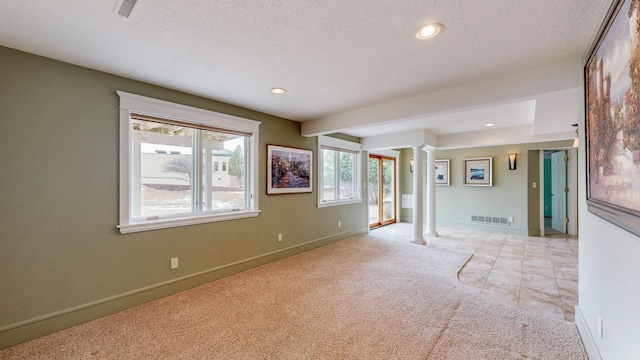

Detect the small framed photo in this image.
[435,159,450,186]
[267,145,313,194]
[464,157,492,187]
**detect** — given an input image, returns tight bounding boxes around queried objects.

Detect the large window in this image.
[317,136,362,207]
[117,91,260,234]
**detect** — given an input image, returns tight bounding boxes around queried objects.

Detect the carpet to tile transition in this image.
[0,234,587,359]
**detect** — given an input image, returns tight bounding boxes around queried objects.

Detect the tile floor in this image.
[369,223,579,322]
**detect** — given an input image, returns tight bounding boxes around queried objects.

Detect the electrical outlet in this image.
[598,315,603,338]
[532,182,537,188]
[277,233,283,242]
[170,257,179,270]
[338,221,341,228]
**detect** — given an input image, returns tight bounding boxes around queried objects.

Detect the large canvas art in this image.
[586,0,640,235]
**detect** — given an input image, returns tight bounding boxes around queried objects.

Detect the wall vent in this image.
[471,215,510,226]
[113,0,138,18]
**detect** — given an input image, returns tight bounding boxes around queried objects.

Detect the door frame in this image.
[550,150,568,233]
[539,148,578,236]
[368,149,400,230]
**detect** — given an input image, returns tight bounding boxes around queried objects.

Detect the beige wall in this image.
[0,46,367,348]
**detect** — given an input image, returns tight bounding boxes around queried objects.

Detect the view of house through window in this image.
[117,91,260,234]
[133,119,247,218]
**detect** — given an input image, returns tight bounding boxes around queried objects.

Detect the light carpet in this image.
[0,234,587,359]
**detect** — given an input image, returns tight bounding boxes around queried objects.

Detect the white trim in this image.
[369,149,399,158]
[117,91,260,234]
[317,136,363,207]
[538,147,577,236]
[317,199,362,208]
[575,305,602,360]
[318,135,361,152]
[118,210,261,234]
[369,149,400,224]
[117,91,260,134]
[568,148,578,236]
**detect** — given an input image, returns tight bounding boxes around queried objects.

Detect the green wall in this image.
[527,149,541,236]
[0,46,367,348]
[399,141,572,235]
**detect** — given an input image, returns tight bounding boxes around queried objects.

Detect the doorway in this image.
[368,155,396,228]
[542,149,577,236]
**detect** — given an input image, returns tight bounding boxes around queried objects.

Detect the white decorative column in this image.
[411,145,426,245]
[424,147,439,238]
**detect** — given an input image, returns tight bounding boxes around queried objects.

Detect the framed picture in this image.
[267,145,313,194]
[435,159,450,186]
[585,0,640,236]
[463,157,492,187]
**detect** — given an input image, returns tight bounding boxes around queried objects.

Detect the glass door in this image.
[368,155,396,228]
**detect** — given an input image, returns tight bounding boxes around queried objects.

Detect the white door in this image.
[551,151,567,233]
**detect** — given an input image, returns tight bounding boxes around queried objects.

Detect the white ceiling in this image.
[0,0,612,145]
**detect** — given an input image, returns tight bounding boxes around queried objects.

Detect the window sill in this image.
[118,210,261,234]
[317,199,362,208]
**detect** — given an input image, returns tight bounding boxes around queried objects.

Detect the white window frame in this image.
[317,135,362,208]
[117,91,261,234]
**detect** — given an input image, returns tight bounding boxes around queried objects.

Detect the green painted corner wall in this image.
[399,141,572,235]
[527,150,542,236]
[0,46,367,348]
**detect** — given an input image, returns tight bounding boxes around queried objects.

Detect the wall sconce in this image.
[508,153,517,170]
[410,159,414,172]
[572,123,579,148]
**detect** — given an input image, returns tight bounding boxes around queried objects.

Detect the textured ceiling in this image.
[0,0,612,140]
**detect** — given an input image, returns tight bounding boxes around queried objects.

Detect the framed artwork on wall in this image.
[585,0,640,236]
[267,145,313,194]
[463,157,492,187]
[435,159,450,186]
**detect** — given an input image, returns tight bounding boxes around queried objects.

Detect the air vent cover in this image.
[113,0,138,18]
[471,215,510,226]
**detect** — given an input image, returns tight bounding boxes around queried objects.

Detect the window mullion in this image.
[193,130,202,215]
[203,141,212,212]
[334,151,341,201]
[319,149,325,201]
[355,153,360,198]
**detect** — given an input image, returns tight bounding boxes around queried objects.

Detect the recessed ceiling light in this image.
[270,87,286,95]
[416,23,443,39]
[484,123,496,127]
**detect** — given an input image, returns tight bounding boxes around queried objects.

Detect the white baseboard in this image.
[575,305,602,360]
